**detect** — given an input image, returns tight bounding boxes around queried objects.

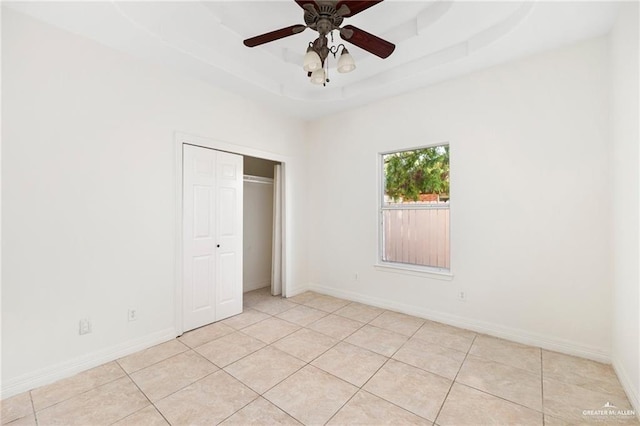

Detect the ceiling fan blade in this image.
[294,0,318,11]
[336,0,383,17]
[340,25,395,58]
[243,25,307,47]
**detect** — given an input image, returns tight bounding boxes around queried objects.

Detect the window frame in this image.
[376,142,453,279]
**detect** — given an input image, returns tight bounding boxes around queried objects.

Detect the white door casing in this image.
[272,164,284,296]
[183,144,243,332]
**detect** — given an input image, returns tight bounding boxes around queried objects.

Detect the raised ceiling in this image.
[6,1,620,119]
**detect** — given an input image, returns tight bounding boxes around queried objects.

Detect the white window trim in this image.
[377,142,452,278]
[374,263,454,280]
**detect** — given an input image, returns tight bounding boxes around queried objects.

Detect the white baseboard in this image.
[307,283,611,363]
[284,283,311,298]
[613,357,640,419]
[1,327,177,400]
[244,281,271,293]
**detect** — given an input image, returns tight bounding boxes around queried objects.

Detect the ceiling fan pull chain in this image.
[324,56,329,86]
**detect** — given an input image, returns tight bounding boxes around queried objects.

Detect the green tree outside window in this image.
[384,145,449,202]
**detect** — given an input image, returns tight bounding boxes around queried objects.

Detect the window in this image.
[379,144,450,272]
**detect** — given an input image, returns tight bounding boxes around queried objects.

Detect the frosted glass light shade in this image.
[303,48,322,72]
[310,68,326,84]
[337,49,356,73]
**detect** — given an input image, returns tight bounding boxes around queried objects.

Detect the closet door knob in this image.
[217,244,220,248]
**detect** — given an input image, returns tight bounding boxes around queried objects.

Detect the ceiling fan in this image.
[243,0,395,85]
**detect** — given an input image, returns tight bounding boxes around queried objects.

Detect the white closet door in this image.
[183,145,217,331]
[183,145,243,332]
[214,151,243,320]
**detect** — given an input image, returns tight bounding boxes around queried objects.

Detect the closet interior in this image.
[243,155,280,295]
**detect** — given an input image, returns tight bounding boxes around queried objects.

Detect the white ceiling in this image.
[6,1,620,119]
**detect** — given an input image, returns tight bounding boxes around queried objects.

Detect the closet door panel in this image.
[214,151,243,320]
[183,145,217,331]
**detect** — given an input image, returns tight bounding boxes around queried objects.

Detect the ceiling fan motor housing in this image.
[304,1,344,35]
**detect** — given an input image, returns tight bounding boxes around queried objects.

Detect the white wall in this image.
[610,2,640,412]
[307,37,612,360]
[243,179,274,292]
[2,2,635,404]
[1,9,307,396]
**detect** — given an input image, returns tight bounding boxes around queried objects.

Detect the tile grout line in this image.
[386,314,425,358]
[197,298,342,424]
[541,349,545,425]
[325,320,431,424]
[275,307,331,327]
[322,389,359,425]
[383,356,458,384]
[119,345,190,376]
[24,290,604,425]
[248,345,311,424]
[13,293,352,424]
[333,303,386,325]
[28,369,127,417]
[258,304,364,386]
[435,336,548,418]
[215,393,261,425]
[28,390,38,426]
[298,308,369,341]
[124,347,208,377]
[433,333,478,425]
[230,342,307,395]
[452,382,546,414]
[281,330,343,365]
[319,314,395,426]
[355,318,429,387]
[119,346,226,424]
[178,324,238,350]
[454,343,547,415]
[200,331,268,368]
[457,341,548,380]
[146,369,223,424]
[325,343,430,422]
[27,296,378,424]
[173,316,302,425]
[325,306,446,424]
[223,310,275,332]
[240,297,391,425]
[317,304,391,367]
[115,363,173,426]
[220,301,327,424]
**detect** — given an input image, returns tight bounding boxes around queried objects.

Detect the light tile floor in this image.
[2,288,638,425]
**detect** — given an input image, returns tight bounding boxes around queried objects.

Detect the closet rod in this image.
[243,175,274,184]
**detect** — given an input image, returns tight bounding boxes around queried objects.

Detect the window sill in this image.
[374,263,454,281]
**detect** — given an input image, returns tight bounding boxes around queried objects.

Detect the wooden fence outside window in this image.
[382,204,450,269]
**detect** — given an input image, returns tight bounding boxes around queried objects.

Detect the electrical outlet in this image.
[458,291,466,302]
[79,318,92,335]
[128,309,138,322]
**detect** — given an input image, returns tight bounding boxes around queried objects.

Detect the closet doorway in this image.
[182,145,243,332]
[243,156,282,296]
[175,133,289,336]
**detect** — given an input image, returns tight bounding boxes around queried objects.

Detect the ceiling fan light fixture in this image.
[243,0,395,86]
[337,48,356,73]
[310,68,326,85]
[303,47,322,72]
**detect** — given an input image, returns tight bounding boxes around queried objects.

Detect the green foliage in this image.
[384,145,449,202]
